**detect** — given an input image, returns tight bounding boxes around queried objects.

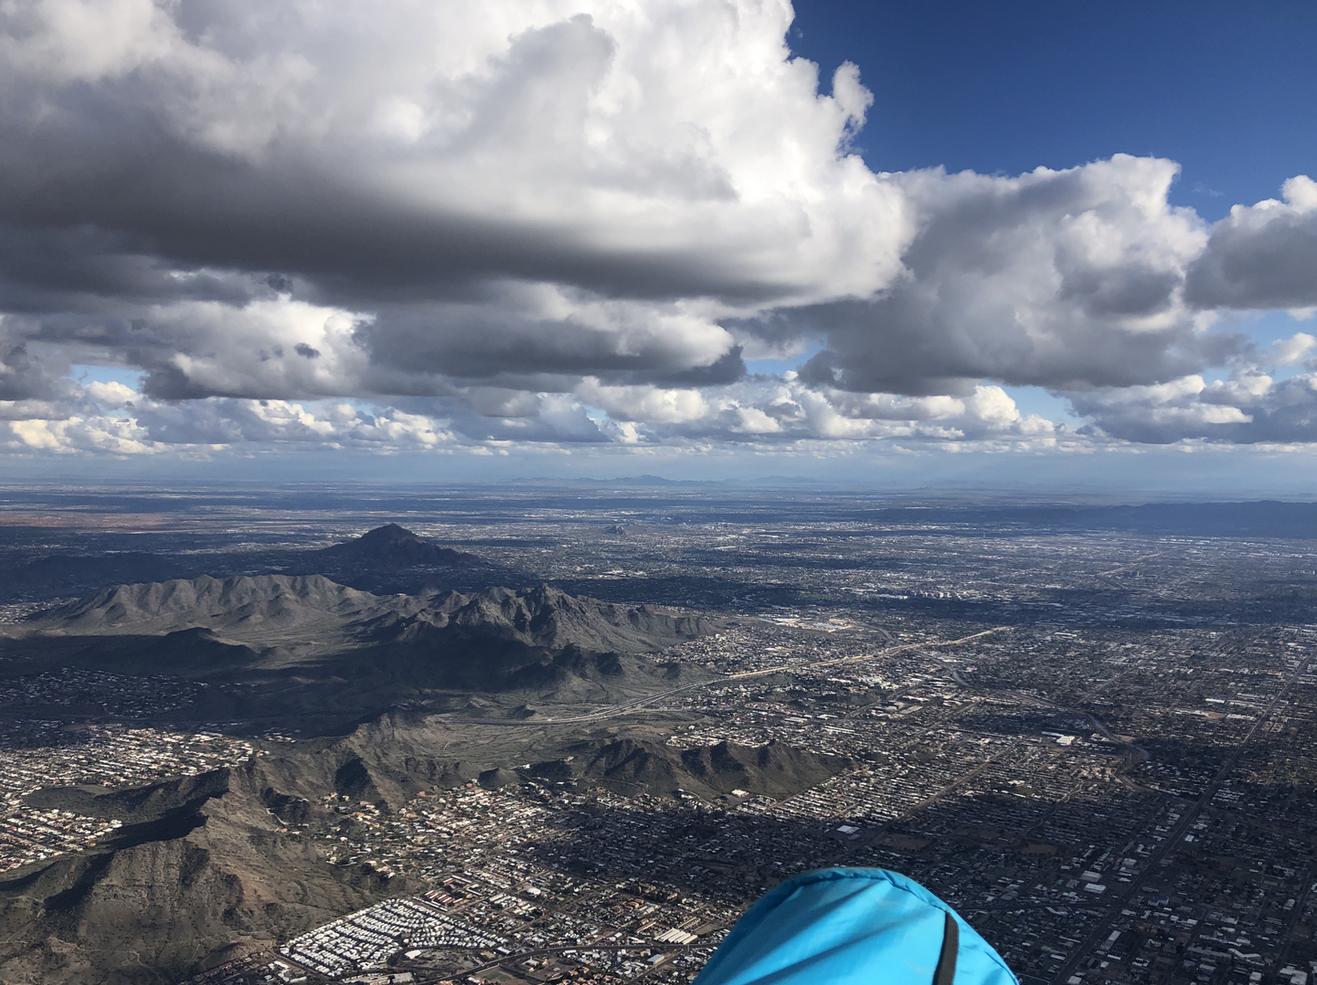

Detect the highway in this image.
[448,626,1011,727]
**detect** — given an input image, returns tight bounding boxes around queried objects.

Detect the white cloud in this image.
[0,0,910,307]
[779,155,1224,395]
[576,380,709,423]
[1068,369,1317,445]
[1186,175,1317,309]
[3,415,157,455]
[0,0,186,83]
[0,2,1315,459]
[134,297,371,399]
[83,379,139,406]
[1268,331,1316,367]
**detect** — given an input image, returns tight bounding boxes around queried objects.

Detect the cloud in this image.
[130,397,458,449]
[0,2,1315,459]
[2,415,158,455]
[0,336,73,402]
[355,289,744,395]
[0,0,910,423]
[566,377,1057,448]
[1186,176,1317,310]
[767,155,1230,395]
[1,387,459,454]
[1269,332,1317,368]
[0,0,907,309]
[1069,369,1317,445]
[577,379,710,424]
[2,373,1064,459]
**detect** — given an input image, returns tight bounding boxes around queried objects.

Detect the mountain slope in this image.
[0,767,396,985]
[312,524,480,568]
[374,583,711,654]
[357,584,712,689]
[31,576,716,704]
[66,627,263,679]
[532,736,850,800]
[42,574,386,636]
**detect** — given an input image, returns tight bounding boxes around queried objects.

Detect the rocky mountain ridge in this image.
[309,523,480,568]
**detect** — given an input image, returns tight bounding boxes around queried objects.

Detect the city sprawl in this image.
[0,486,1314,985]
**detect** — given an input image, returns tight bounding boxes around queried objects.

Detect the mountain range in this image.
[527,736,850,800]
[17,567,719,721]
[4,525,496,603]
[42,573,710,656]
[0,715,851,985]
[0,528,769,985]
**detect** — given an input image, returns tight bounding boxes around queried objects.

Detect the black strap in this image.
[933,910,959,985]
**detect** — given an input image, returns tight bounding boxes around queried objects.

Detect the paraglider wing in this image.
[694,868,1018,985]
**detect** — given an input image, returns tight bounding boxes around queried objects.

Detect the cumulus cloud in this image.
[774,156,1229,395]
[2,373,1063,459]
[0,0,910,424]
[0,1,1314,458]
[1186,176,1317,310]
[1,387,459,455]
[0,0,906,307]
[1069,370,1317,445]
[2,415,158,456]
[1269,332,1317,368]
[566,376,1056,447]
[356,290,745,395]
[0,337,73,402]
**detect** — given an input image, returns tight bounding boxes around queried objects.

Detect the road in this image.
[1048,658,1302,983]
[396,940,706,984]
[448,627,1011,727]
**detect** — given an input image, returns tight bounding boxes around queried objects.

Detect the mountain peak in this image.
[358,523,422,544]
[43,573,377,635]
[316,524,478,568]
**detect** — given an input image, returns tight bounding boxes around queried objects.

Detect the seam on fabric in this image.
[762,869,1018,980]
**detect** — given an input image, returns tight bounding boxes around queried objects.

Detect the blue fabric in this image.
[694,868,1018,985]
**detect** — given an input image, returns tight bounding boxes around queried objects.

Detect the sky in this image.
[790,2,1317,215]
[1,0,1316,491]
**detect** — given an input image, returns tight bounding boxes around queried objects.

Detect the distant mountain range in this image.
[4,524,491,602]
[44,573,708,651]
[29,570,718,700]
[52,573,379,635]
